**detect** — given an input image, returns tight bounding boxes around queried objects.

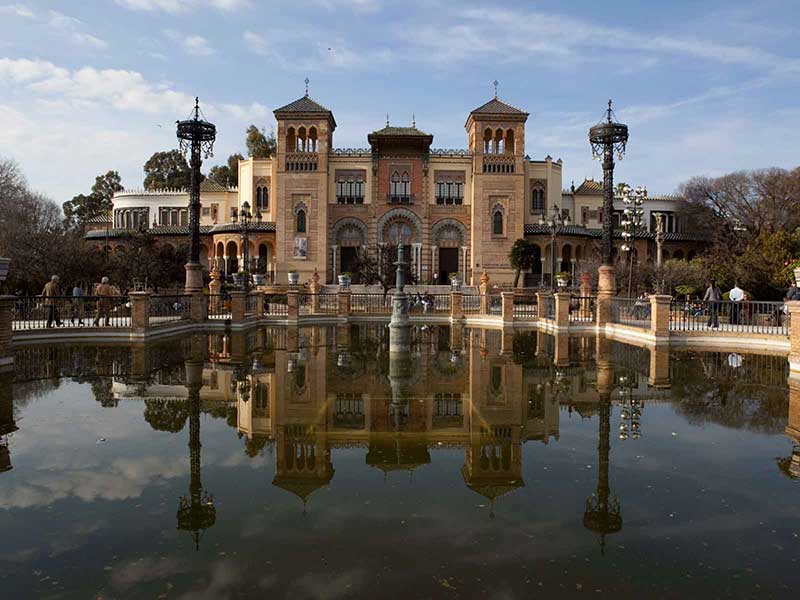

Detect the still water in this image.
[0,325,798,599]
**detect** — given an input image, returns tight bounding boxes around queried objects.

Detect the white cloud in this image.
[47,10,108,49]
[0,3,34,18]
[164,29,215,56]
[116,0,250,13]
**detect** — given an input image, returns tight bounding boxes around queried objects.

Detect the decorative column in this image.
[540,259,546,287]
[208,265,222,314]
[309,269,321,314]
[389,245,411,353]
[431,245,438,285]
[331,245,338,282]
[655,213,665,268]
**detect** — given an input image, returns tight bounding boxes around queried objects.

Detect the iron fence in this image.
[540,295,555,320]
[351,293,392,314]
[670,300,789,335]
[245,293,263,316]
[11,295,131,330]
[610,297,650,329]
[409,293,451,314]
[299,293,339,315]
[569,296,596,323]
[150,295,192,324]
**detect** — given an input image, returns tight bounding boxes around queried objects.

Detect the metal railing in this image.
[299,293,339,315]
[149,295,191,324]
[264,293,288,316]
[513,293,537,319]
[463,294,481,315]
[409,293,451,314]
[540,295,555,320]
[610,297,650,329]
[245,293,263,316]
[569,296,596,322]
[670,300,789,335]
[488,294,502,315]
[207,293,230,320]
[11,295,130,330]
[351,293,392,314]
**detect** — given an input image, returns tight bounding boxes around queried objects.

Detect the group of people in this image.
[39,275,118,328]
[701,280,797,328]
[412,291,436,313]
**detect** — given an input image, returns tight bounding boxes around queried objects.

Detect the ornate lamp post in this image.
[389,239,412,354]
[589,100,628,297]
[177,98,216,292]
[620,185,646,298]
[539,204,570,291]
[237,201,261,292]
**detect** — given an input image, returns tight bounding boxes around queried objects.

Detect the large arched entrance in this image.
[431,219,467,284]
[377,209,422,282]
[332,218,368,283]
[225,240,238,274]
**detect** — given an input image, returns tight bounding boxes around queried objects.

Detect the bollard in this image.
[129,292,150,333]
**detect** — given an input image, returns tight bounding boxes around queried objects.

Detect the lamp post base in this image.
[184,262,204,293]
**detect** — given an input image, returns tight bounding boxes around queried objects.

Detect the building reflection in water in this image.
[6,325,800,553]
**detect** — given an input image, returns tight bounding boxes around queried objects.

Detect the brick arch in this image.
[377,208,422,244]
[431,218,467,246]
[332,217,368,246]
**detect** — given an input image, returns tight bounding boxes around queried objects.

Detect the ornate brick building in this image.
[88,90,702,286]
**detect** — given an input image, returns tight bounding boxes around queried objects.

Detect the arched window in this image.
[494,128,503,154]
[286,127,295,153]
[493,210,504,235]
[390,171,401,196]
[296,209,306,233]
[308,126,318,152]
[297,126,306,151]
[483,128,492,154]
[436,176,445,201]
[401,171,410,196]
[531,187,545,213]
[505,129,515,154]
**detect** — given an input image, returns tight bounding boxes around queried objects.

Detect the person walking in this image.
[728,282,744,325]
[703,279,722,329]
[71,282,85,326]
[42,275,63,328]
[94,277,114,326]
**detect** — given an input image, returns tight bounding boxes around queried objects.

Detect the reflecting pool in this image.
[1,326,799,598]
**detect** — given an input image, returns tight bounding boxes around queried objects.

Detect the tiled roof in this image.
[369,125,431,137]
[273,95,335,126]
[199,180,228,192]
[575,179,602,194]
[85,225,213,239]
[523,224,706,242]
[209,222,276,233]
[470,97,528,116]
[86,215,111,223]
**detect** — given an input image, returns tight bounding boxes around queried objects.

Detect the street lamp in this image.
[589,100,629,297]
[539,204,570,291]
[620,185,646,298]
[238,201,262,292]
[177,98,216,292]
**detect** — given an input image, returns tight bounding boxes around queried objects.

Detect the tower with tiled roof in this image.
[273,81,335,283]
[466,84,529,283]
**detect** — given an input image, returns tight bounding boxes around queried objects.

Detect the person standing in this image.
[703,279,722,329]
[71,282,85,326]
[94,277,114,326]
[728,282,744,325]
[42,275,63,328]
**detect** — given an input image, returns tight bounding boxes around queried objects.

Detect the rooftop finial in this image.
[386,113,389,127]
[412,113,415,128]
[493,79,499,98]
[607,99,613,122]
[304,77,309,96]
[194,96,200,119]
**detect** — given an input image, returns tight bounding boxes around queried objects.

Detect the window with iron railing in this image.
[336,175,364,204]
[435,177,463,205]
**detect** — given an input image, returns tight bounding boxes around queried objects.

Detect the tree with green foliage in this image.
[62,170,123,228]
[143,150,195,190]
[508,238,538,287]
[108,231,189,290]
[208,153,244,188]
[246,125,276,158]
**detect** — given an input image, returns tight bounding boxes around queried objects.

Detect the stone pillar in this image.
[0,296,14,370]
[184,262,203,293]
[287,288,299,323]
[540,259,546,287]
[191,291,207,323]
[596,265,615,326]
[554,332,570,367]
[229,290,246,324]
[501,291,514,323]
[536,292,549,320]
[648,346,671,387]
[554,292,571,327]
[130,291,150,333]
[208,267,222,313]
[450,291,464,321]
[479,271,489,315]
[337,290,351,319]
[309,269,321,314]
[649,294,672,340]
[788,301,800,376]
[580,271,591,298]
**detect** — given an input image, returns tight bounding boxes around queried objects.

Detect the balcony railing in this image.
[386,194,414,205]
[336,195,364,204]
[285,152,318,172]
[482,155,516,174]
[435,196,463,205]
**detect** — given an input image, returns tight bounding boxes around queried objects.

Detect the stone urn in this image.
[288,271,300,285]
[251,273,265,286]
[450,273,462,291]
[338,273,351,289]
[231,271,245,287]
[556,274,569,288]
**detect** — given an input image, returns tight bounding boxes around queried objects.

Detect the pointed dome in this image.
[469,97,529,117]
[274,94,336,127]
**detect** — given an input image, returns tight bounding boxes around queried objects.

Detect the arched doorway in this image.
[377,208,422,282]
[226,240,238,274]
[332,218,368,283]
[560,244,572,274]
[432,219,467,284]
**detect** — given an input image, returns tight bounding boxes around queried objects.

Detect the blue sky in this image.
[1,0,798,202]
